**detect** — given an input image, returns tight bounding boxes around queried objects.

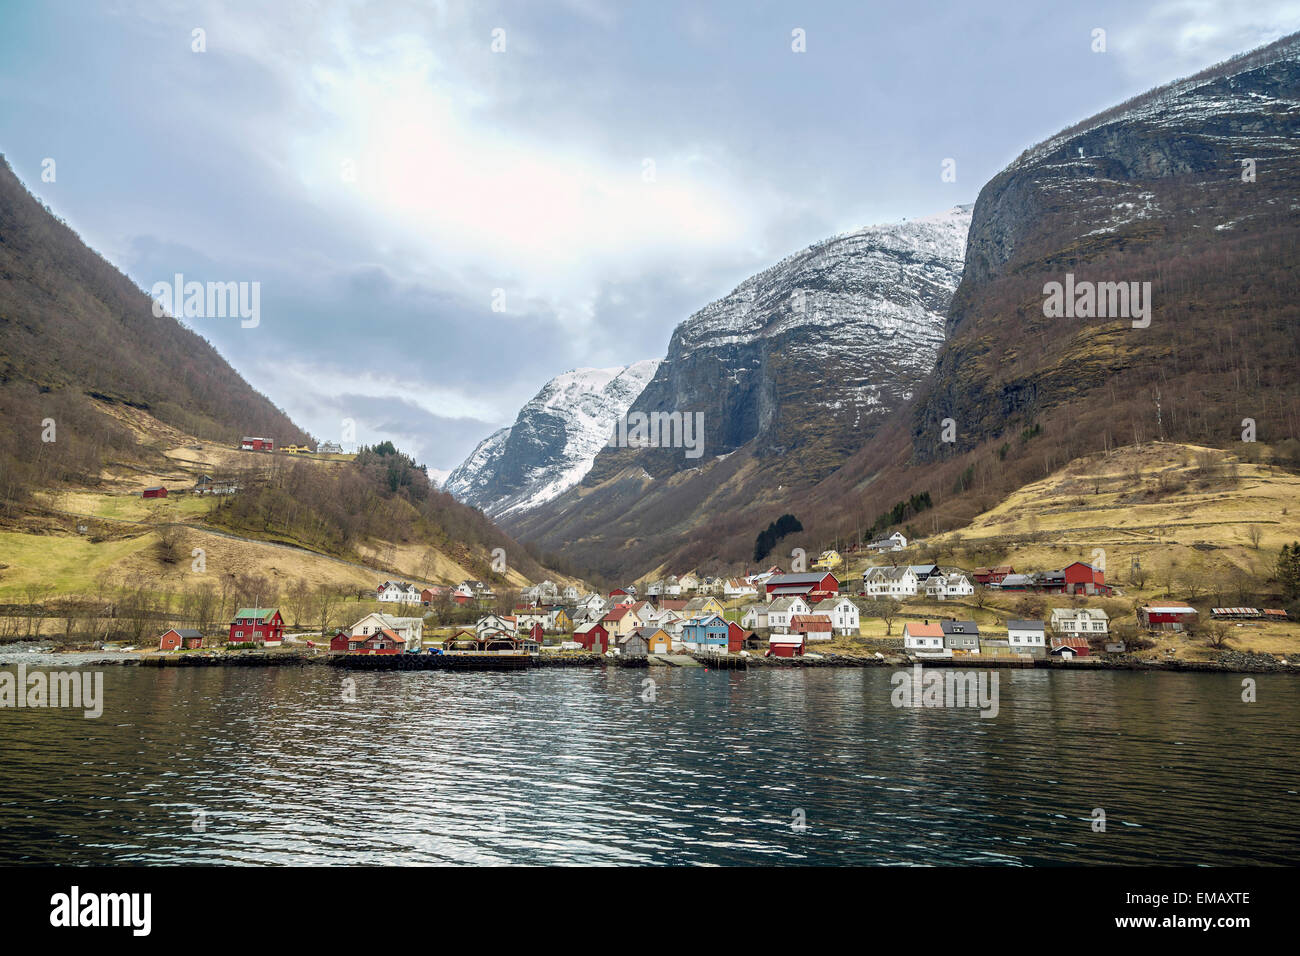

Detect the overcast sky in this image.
[2,0,1297,473]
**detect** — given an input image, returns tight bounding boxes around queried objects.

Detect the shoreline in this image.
[3,647,1295,674]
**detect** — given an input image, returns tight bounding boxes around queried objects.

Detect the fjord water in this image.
[0,663,1297,865]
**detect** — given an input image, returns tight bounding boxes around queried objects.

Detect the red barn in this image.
[574,623,610,653]
[727,621,747,653]
[142,486,167,499]
[1138,602,1198,631]
[973,565,1014,585]
[1062,561,1110,596]
[329,630,351,652]
[228,608,284,645]
[1049,636,1091,658]
[158,628,203,651]
[768,632,805,658]
[528,622,545,642]
[240,437,275,452]
[764,572,840,602]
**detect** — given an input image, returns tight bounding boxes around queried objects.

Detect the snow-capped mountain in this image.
[445,361,661,517]
[583,205,973,484]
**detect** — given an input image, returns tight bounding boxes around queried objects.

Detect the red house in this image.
[764,572,840,603]
[1138,602,1198,631]
[240,437,275,452]
[351,629,404,654]
[329,630,352,652]
[228,608,284,645]
[608,588,634,601]
[158,628,203,651]
[528,622,545,642]
[1062,561,1110,596]
[727,621,747,653]
[142,486,167,499]
[574,623,610,653]
[973,565,1014,585]
[1050,636,1091,658]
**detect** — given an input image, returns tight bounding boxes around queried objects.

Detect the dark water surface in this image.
[1,662,1297,864]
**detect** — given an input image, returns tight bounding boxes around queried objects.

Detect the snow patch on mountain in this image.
[444,360,661,517]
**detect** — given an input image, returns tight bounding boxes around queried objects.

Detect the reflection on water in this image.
[0,664,1297,864]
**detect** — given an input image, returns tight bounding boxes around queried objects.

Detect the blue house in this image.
[680,614,729,652]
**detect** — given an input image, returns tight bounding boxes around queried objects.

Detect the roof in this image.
[790,614,833,631]
[163,628,203,639]
[904,622,944,638]
[1051,636,1091,650]
[768,596,803,612]
[234,608,278,621]
[940,620,980,635]
[1006,620,1045,630]
[998,574,1036,587]
[1143,601,1198,610]
[1051,607,1110,621]
[602,607,631,621]
[813,598,849,610]
[767,572,837,586]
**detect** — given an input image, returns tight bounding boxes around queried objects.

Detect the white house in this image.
[812,597,860,635]
[767,596,811,634]
[577,593,607,614]
[377,581,422,604]
[741,604,769,630]
[562,585,580,602]
[902,621,948,656]
[724,577,759,600]
[1050,607,1109,638]
[863,566,919,599]
[925,574,974,601]
[1006,620,1047,656]
[678,573,700,593]
[348,612,424,652]
[476,613,519,636]
[868,531,908,553]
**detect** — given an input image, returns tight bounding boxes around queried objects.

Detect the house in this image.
[680,614,730,652]
[790,614,833,643]
[1050,607,1109,639]
[725,621,751,653]
[377,581,422,603]
[867,531,908,553]
[683,595,725,617]
[158,628,203,651]
[1061,561,1111,596]
[347,612,423,651]
[601,605,644,640]
[240,436,274,451]
[282,444,312,455]
[608,587,636,601]
[562,585,580,602]
[767,596,811,633]
[1050,636,1091,659]
[316,441,343,454]
[527,622,546,643]
[477,614,519,636]
[142,486,167,499]
[618,630,650,657]
[862,566,919,599]
[344,629,405,654]
[329,629,352,652]
[973,565,1014,585]
[513,607,549,630]
[995,573,1036,591]
[903,621,947,656]
[548,608,573,632]
[724,578,759,600]
[925,573,974,601]
[740,604,769,630]
[1006,620,1047,657]
[1036,570,1067,593]
[813,550,843,571]
[662,575,683,597]
[768,631,805,658]
[228,608,284,645]
[764,571,840,602]
[699,576,724,595]
[678,573,700,593]
[940,620,981,654]
[630,625,672,655]
[812,597,860,635]
[1137,602,1198,631]
[573,622,610,653]
[420,586,447,605]
[577,592,607,614]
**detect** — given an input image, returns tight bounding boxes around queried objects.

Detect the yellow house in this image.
[551,608,573,632]
[282,443,312,455]
[813,550,843,571]
[684,596,725,617]
[642,626,672,654]
[601,605,644,639]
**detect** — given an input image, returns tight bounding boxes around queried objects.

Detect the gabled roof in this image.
[904,622,944,638]
[1006,620,1045,630]
[234,608,278,621]
[790,614,832,631]
[766,572,838,586]
[940,620,980,635]
[163,628,204,639]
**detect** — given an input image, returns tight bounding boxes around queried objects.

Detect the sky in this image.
[2,0,1298,475]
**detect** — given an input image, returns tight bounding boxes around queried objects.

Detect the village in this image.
[145,526,1294,668]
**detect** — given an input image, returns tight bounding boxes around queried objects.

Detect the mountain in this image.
[0,153,309,503]
[445,361,661,518]
[639,31,1300,580]
[503,207,973,579]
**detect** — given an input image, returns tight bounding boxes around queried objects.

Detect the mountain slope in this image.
[505,207,972,579]
[445,361,661,518]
